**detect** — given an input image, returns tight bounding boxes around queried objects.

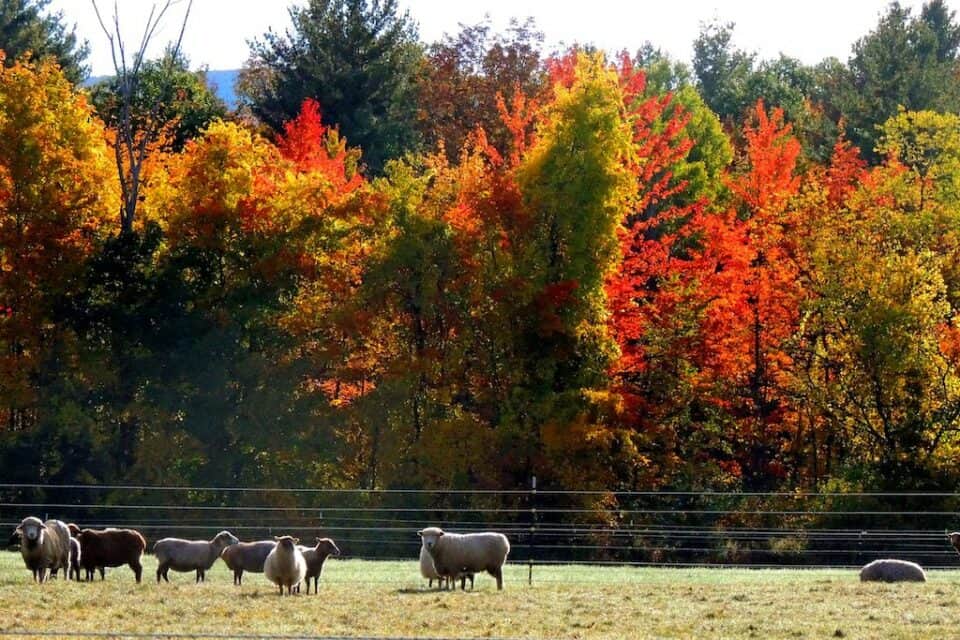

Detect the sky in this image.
[51,0,951,76]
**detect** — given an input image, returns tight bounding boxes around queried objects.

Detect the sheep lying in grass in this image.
[859,559,926,582]
[16,517,71,583]
[220,540,276,585]
[298,538,339,594]
[264,536,306,596]
[154,531,239,583]
[418,527,509,590]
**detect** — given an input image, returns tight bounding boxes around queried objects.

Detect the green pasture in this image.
[1,552,958,639]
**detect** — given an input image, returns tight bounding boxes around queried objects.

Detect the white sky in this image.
[51,0,951,75]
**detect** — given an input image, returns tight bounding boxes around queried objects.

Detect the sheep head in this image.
[274,535,298,552]
[948,531,960,553]
[212,531,240,551]
[417,527,445,552]
[16,517,46,548]
[315,537,340,556]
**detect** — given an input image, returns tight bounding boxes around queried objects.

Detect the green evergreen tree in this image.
[240,0,422,174]
[0,0,89,84]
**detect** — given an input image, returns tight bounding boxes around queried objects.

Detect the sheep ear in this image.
[39,524,48,530]
[315,537,322,543]
[417,530,423,537]
[436,530,444,537]
[14,525,22,534]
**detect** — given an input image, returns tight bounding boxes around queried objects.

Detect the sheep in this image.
[420,543,442,588]
[948,531,960,556]
[419,542,473,590]
[298,537,340,594]
[15,516,71,583]
[418,527,510,591]
[264,535,306,596]
[154,530,239,583]
[220,540,276,585]
[68,537,82,581]
[75,528,147,583]
[859,558,927,582]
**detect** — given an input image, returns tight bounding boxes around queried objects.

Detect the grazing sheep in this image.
[299,538,339,594]
[418,527,510,591]
[264,536,306,596]
[220,540,276,585]
[859,559,927,582]
[15,516,71,583]
[154,530,239,583]
[75,528,147,583]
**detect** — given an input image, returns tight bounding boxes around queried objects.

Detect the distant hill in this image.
[84,69,242,111]
[204,69,240,110]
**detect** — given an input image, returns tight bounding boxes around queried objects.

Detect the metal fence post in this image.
[528,475,537,586]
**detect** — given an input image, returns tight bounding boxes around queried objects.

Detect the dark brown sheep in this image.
[76,528,147,583]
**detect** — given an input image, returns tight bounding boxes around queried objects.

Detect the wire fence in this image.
[3,482,960,574]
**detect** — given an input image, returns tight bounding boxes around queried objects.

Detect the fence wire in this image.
[3,483,960,572]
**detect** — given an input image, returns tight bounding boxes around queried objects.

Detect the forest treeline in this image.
[3,0,960,500]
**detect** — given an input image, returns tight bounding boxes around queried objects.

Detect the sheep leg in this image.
[313,576,319,594]
[99,567,105,581]
[131,561,142,584]
[233,570,241,586]
[489,566,503,590]
[157,563,169,583]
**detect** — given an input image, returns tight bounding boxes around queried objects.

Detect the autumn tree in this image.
[0,56,118,434]
[797,111,960,487]
[417,17,547,161]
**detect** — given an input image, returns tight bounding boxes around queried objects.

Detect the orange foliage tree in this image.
[0,56,118,431]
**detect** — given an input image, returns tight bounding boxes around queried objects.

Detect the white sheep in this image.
[153,530,239,583]
[264,535,306,596]
[418,527,510,590]
[419,543,442,588]
[15,517,71,583]
[859,558,927,582]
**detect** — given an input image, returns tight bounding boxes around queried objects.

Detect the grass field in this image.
[1,551,960,639]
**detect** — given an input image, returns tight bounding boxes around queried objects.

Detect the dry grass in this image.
[1,552,960,639]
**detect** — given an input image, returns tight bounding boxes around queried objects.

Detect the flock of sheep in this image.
[10,516,512,595]
[14,514,960,590]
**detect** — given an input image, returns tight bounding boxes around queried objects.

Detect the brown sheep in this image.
[948,531,960,556]
[298,537,340,594]
[76,527,147,583]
